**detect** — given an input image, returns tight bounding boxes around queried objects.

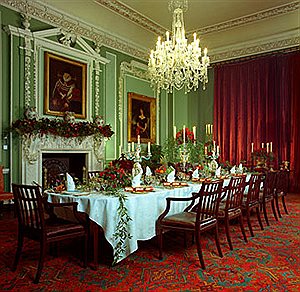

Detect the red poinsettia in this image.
[175,128,195,145]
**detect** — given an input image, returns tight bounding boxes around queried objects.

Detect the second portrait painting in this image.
[127,92,156,144]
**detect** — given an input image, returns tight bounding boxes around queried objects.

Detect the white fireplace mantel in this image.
[21,134,105,185]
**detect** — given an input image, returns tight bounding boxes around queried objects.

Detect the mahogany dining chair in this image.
[218,175,248,250]
[241,173,264,237]
[12,183,89,283]
[156,179,224,269]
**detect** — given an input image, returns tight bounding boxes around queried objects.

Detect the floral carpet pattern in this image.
[0,195,299,291]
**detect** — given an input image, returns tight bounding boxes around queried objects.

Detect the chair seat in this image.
[0,192,13,201]
[161,212,216,230]
[45,218,86,238]
[218,207,241,218]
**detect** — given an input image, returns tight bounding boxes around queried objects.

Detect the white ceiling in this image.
[5,0,300,62]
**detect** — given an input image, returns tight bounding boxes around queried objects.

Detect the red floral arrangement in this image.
[97,162,131,189]
[11,117,114,138]
[175,127,195,145]
[251,148,274,162]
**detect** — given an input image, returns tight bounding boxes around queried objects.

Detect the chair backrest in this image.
[88,171,100,179]
[275,170,289,194]
[12,184,45,234]
[246,173,262,204]
[262,171,277,199]
[225,175,246,210]
[194,179,224,221]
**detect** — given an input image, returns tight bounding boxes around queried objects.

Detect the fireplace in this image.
[42,153,87,188]
[21,134,105,186]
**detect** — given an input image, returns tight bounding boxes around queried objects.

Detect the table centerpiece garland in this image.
[78,162,132,265]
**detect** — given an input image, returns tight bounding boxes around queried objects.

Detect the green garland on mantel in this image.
[11,117,114,139]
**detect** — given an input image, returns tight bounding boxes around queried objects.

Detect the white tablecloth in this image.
[48,184,202,263]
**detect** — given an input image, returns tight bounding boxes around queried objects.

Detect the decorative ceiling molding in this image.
[1,0,149,60]
[210,36,300,63]
[193,1,300,36]
[1,0,298,63]
[95,0,299,37]
[94,0,166,36]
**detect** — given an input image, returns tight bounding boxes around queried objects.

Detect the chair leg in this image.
[246,208,254,237]
[195,231,205,269]
[83,234,88,268]
[275,195,282,218]
[256,206,264,230]
[157,229,163,260]
[224,217,233,250]
[12,231,24,271]
[34,239,46,284]
[271,199,278,221]
[262,201,270,226]
[239,214,248,243]
[214,225,223,258]
[282,196,289,214]
[183,231,188,248]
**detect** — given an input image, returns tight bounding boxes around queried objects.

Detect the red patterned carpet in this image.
[0,194,299,291]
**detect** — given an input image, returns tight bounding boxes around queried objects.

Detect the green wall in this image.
[0,4,214,187]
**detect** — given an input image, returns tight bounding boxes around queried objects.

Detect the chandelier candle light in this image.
[148,0,210,94]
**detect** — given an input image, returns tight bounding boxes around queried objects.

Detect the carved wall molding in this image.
[193,1,300,36]
[1,0,148,60]
[211,35,300,63]
[94,0,166,36]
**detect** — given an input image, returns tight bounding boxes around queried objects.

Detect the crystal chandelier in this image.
[148,0,209,94]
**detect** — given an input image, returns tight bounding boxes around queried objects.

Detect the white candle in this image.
[183,125,186,145]
[137,135,140,145]
[205,124,208,135]
[173,126,177,139]
[266,142,269,153]
[211,124,213,135]
[131,142,134,152]
[128,143,131,153]
[193,126,196,141]
[262,142,264,149]
[213,140,216,152]
[148,142,151,153]
[251,142,254,153]
[216,145,220,156]
[207,124,210,135]
[270,142,273,152]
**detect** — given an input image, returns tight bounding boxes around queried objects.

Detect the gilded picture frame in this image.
[44,52,87,119]
[127,92,156,144]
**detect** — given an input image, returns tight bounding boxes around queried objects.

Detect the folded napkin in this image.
[66,173,76,191]
[132,174,142,187]
[145,166,152,176]
[215,166,221,177]
[192,168,199,179]
[167,167,176,183]
[230,166,236,174]
[132,162,143,187]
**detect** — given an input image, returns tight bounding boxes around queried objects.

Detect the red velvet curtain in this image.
[214,51,300,192]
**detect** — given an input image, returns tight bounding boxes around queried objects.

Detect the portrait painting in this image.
[44,52,87,119]
[127,92,156,144]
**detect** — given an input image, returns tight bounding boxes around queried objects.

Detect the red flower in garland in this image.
[11,117,114,139]
[175,127,195,145]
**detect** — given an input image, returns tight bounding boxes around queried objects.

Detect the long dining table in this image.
[47,183,204,266]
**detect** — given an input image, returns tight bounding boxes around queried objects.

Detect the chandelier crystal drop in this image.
[148,0,209,94]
